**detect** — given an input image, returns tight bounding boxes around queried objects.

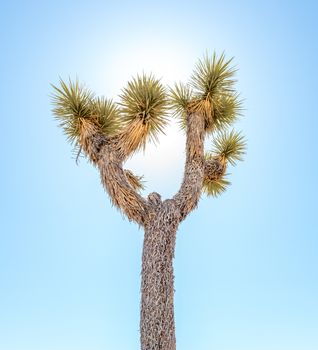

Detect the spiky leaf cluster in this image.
[203,177,231,197]
[169,82,193,129]
[212,130,246,166]
[92,97,121,136]
[119,74,169,143]
[202,153,228,197]
[51,79,94,144]
[51,79,120,146]
[169,53,241,132]
[191,53,236,96]
[212,93,242,130]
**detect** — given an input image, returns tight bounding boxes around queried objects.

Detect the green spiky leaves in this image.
[51,79,93,144]
[190,52,236,97]
[51,78,120,145]
[51,76,170,158]
[119,74,169,143]
[169,82,193,128]
[169,53,242,133]
[92,97,121,136]
[203,130,246,197]
[212,93,242,130]
[213,130,246,166]
[202,154,228,197]
[203,177,231,197]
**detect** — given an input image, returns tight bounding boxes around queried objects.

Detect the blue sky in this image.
[1,1,317,349]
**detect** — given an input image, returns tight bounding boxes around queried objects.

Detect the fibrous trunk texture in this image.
[140,198,181,350]
[173,113,205,221]
[78,115,222,350]
[79,120,149,226]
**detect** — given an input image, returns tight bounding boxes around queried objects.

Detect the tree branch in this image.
[79,119,149,226]
[111,119,154,161]
[204,157,226,180]
[173,113,205,220]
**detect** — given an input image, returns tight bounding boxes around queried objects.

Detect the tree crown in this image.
[52,52,246,197]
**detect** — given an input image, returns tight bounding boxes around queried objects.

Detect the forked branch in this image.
[52,53,245,225]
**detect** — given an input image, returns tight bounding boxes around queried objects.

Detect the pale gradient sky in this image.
[1,1,318,350]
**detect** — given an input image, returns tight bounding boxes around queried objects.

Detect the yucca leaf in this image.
[119,74,169,144]
[51,78,122,148]
[169,53,240,133]
[168,82,193,129]
[51,78,94,144]
[212,130,246,166]
[203,177,231,197]
[190,52,236,98]
[189,52,238,132]
[213,93,243,130]
[92,97,121,136]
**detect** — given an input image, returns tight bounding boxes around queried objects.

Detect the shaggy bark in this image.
[204,157,226,180]
[173,113,205,221]
[140,196,181,350]
[79,120,149,225]
[78,115,225,350]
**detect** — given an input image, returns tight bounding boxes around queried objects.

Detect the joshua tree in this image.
[52,53,246,350]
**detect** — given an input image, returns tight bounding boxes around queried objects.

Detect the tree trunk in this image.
[140,198,181,350]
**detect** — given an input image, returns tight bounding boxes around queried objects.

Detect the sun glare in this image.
[125,119,186,198]
[109,43,194,198]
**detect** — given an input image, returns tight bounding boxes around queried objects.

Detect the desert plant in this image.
[52,52,246,350]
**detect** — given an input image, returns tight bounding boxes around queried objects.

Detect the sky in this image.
[1,1,317,349]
